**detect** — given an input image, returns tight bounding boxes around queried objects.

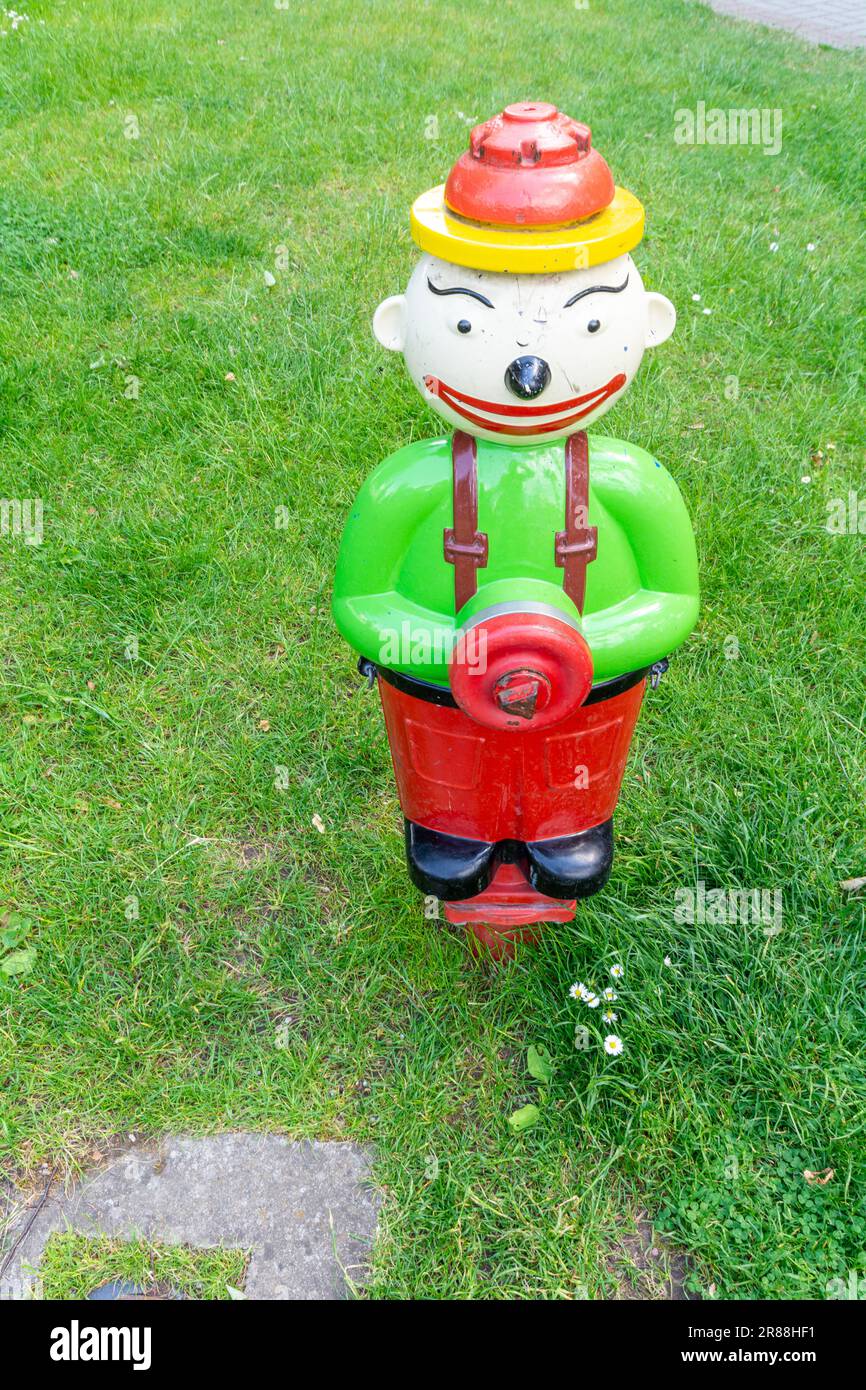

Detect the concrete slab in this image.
[0,1134,379,1301]
[702,0,865,48]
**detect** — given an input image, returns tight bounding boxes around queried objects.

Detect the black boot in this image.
[404,820,497,901]
[525,819,614,899]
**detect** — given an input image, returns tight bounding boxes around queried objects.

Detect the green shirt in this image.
[333,433,699,686]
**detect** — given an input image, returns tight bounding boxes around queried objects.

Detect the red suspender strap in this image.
[444,430,488,613]
[555,430,597,615]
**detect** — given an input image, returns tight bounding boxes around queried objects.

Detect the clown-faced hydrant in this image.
[333,103,699,956]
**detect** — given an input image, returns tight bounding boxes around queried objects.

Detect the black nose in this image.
[505,355,551,400]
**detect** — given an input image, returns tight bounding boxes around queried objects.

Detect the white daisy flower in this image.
[585,993,600,1009]
[602,1010,618,1023]
[568,982,584,1000]
[604,1034,624,1056]
[609,964,624,979]
[603,988,618,1002]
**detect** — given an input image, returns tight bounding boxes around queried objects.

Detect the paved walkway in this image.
[705,0,865,47]
[1,1134,379,1300]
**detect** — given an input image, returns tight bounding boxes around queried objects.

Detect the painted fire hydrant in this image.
[333,103,699,955]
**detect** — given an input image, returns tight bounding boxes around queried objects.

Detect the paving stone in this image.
[1,1134,379,1301]
[703,0,865,48]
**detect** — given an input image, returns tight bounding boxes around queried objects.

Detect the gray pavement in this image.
[1,1134,379,1301]
[704,0,866,47]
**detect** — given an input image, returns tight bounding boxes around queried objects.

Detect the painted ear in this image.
[645,292,676,348]
[372,295,406,352]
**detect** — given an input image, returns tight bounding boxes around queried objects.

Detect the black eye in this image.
[587,318,601,333]
[457,319,472,335]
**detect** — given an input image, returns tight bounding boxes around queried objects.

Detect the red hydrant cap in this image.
[449,611,593,733]
[444,102,615,229]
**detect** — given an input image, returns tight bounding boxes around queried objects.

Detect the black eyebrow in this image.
[563,273,630,308]
[427,276,494,308]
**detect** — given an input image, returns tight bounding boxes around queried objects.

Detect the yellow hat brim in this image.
[410,184,644,274]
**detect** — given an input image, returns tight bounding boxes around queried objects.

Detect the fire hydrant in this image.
[333,103,699,956]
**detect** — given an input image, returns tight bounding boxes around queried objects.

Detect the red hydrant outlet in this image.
[449,610,593,733]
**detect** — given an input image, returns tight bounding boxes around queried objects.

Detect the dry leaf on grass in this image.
[803,1168,834,1186]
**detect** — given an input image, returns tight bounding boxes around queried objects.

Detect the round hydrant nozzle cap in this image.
[449,610,593,733]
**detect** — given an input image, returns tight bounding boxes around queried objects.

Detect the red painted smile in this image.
[423,373,627,435]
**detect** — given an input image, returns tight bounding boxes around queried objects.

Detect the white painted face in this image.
[373,252,675,445]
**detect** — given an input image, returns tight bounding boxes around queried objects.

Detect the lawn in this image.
[38,1232,248,1301]
[1,0,865,1300]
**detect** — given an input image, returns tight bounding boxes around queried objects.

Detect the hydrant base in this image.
[444,862,575,959]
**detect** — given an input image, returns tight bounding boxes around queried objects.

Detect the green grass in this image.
[1,0,865,1300]
[39,1232,248,1301]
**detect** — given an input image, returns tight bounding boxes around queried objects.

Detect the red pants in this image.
[378,672,645,843]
